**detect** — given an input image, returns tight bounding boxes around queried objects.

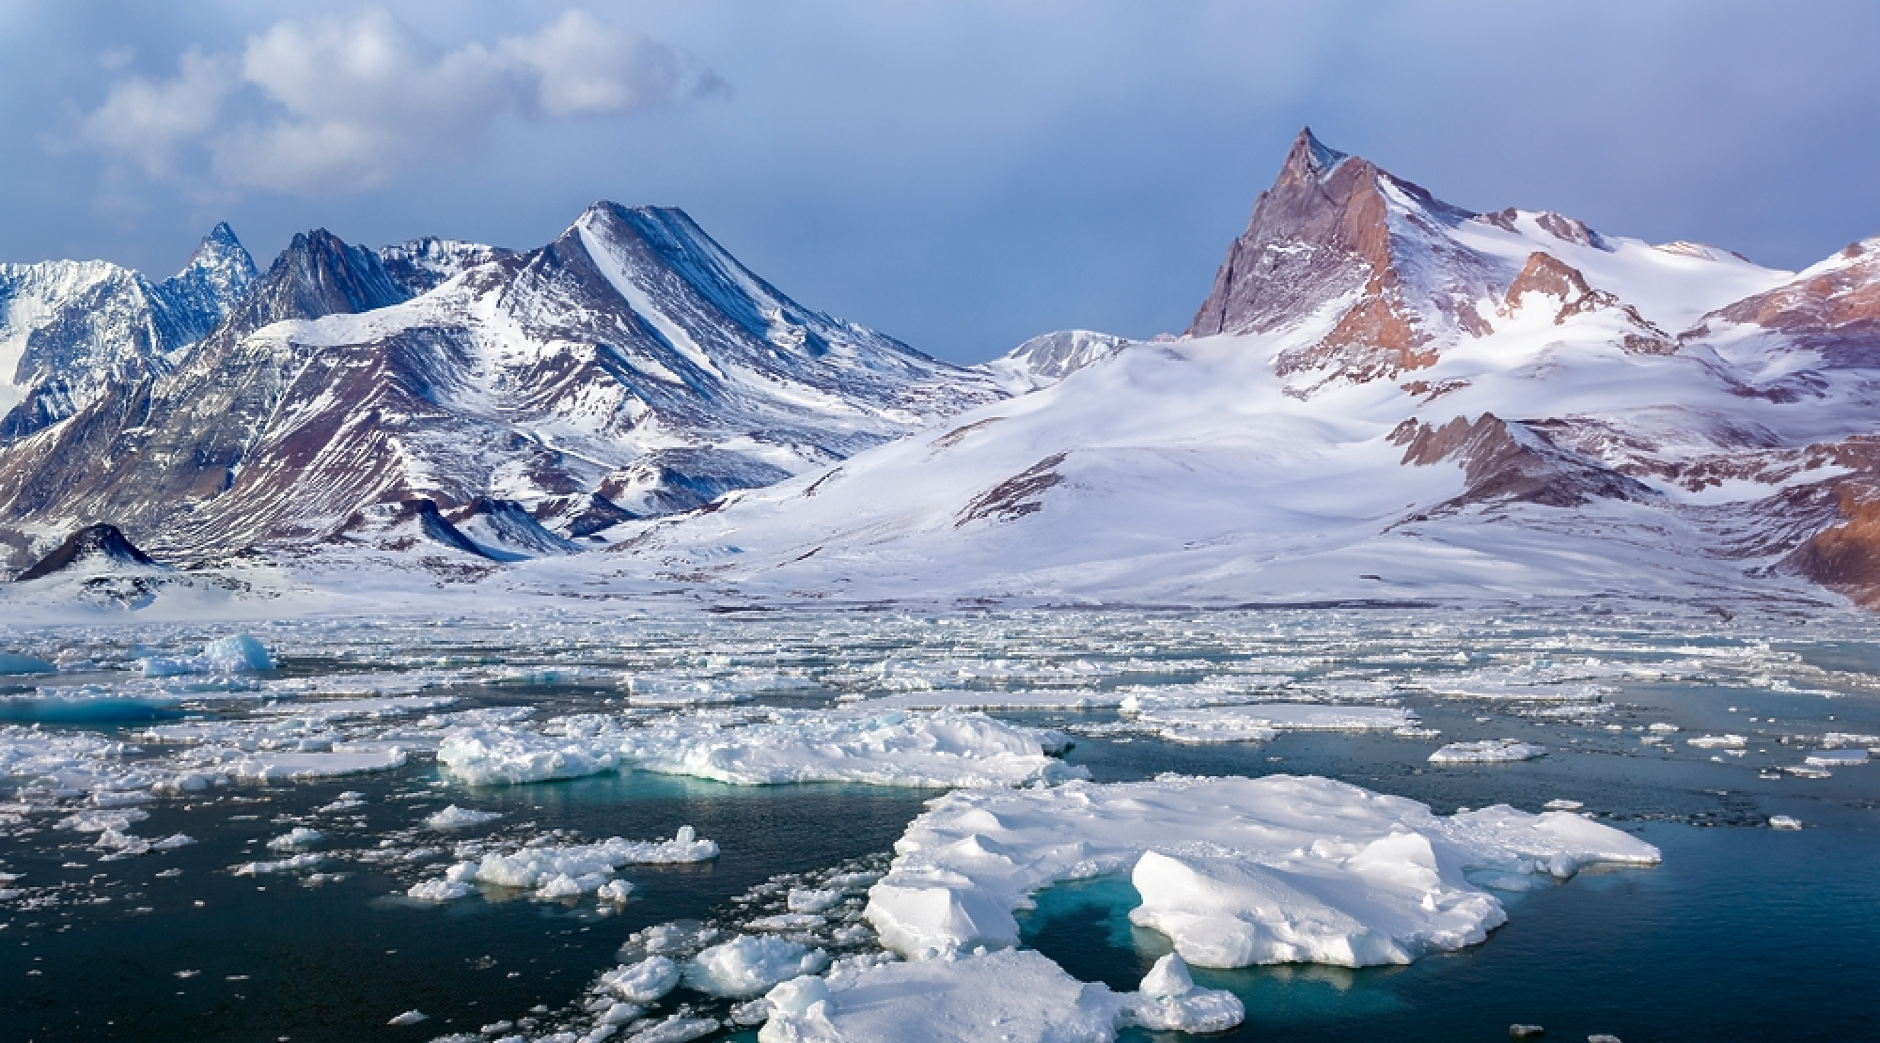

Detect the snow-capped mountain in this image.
[0,204,1002,573]
[0,223,255,440]
[977,330,1130,394]
[522,129,1880,610]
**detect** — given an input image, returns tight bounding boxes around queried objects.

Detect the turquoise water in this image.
[1019,822,1880,1042]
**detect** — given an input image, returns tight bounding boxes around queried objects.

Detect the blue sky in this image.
[3,1,1879,362]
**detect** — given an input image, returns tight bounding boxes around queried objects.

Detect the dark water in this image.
[1020,822,1880,1043]
[1,770,928,1043]
[3,608,1879,1042]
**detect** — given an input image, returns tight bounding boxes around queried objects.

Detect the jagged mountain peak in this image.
[1190,129,1498,385]
[219,228,409,339]
[1278,126,1350,187]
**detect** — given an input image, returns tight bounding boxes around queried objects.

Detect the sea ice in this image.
[1121,702,1415,744]
[408,828,716,901]
[233,853,324,875]
[1428,739,1548,765]
[1123,953,1244,1033]
[436,727,619,785]
[865,774,1659,968]
[612,708,1081,788]
[424,805,503,829]
[1804,749,1869,767]
[0,653,56,675]
[684,935,830,998]
[600,956,681,1003]
[1769,815,1803,830]
[1686,734,1747,749]
[140,634,275,677]
[755,948,1125,1043]
[623,1015,720,1042]
[198,746,408,781]
[438,708,1078,789]
[266,827,324,850]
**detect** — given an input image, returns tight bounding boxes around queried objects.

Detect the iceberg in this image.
[140,634,275,677]
[0,653,56,675]
[865,774,1659,968]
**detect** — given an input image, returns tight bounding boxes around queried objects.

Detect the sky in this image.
[3,0,1879,363]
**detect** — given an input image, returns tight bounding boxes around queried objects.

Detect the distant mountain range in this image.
[507,129,1880,611]
[0,205,1028,573]
[11,127,1880,612]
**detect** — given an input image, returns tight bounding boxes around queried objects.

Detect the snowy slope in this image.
[499,130,1880,610]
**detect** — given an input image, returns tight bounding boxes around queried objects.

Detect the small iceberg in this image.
[0,653,56,676]
[140,634,275,678]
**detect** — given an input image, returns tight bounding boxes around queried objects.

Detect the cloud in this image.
[70,8,720,196]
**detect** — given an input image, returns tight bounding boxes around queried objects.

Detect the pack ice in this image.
[866,774,1660,969]
[757,948,1243,1043]
[438,708,1078,788]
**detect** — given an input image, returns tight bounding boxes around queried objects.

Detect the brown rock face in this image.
[1189,128,1501,389]
[1788,485,1880,608]
[1706,238,1880,366]
[1500,253,1673,353]
[1390,413,1656,513]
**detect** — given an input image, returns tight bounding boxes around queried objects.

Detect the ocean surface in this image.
[2,606,1876,1042]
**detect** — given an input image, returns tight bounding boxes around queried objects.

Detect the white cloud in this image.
[70,8,720,196]
[78,49,235,179]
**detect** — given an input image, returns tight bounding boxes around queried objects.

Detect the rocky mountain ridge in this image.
[0,203,1004,574]
[505,129,1880,611]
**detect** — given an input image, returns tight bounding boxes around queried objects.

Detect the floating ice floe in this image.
[1428,739,1548,765]
[1804,749,1868,767]
[1821,732,1880,750]
[756,947,1243,1042]
[1769,815,1803,830]
[191,745,409,781]
[1120,702,1416,744]
[436,726,618,785]
[0,653,57,675]
[437,708,1079,789]
[266,827,323,850]
[406,827,717,902]
[625,671,819,707]
[140,634,275,678]
[684,935,829,998]
[233,852,324,875]
[614,709,1079,788]
[1686,734,1747,749]
[865,774,1659,969]
[423,805,502,830]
